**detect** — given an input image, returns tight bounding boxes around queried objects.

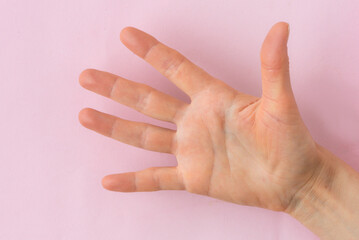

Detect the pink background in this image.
[1,0,359,239]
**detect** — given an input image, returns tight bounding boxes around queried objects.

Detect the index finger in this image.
[120,27,215,98]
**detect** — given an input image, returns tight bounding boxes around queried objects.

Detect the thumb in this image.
[260,22,293,106]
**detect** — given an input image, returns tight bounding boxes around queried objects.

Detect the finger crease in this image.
[138,89,154,114]
[110,118,119,138]
[110,78,120,99]
[134,172,138,192]
[153,169,161,190]
[144,42,160,60]
[170,132,177,155]
[140,125,150,149]
[164,55,186,81]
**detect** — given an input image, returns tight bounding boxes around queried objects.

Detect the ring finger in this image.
[79,108,176,153]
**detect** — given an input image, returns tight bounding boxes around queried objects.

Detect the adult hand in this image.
[78,22,323,212]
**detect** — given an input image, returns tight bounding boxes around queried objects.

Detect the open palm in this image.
[79,22,322,212]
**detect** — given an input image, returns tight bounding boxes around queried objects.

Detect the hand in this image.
[78,22,324,212]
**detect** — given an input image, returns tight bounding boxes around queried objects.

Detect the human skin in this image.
[78,22,359,239]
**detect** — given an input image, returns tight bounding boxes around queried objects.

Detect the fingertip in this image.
[101,173,136,192]
[119,26,159,58]
[120,26,136,34]
[260,21,290,68]
[119,26,138,45]
[274,21,289,28]
[101,175,114,191]
[272,22,290,41]
[79,68,97,89]
[78,108,96,129]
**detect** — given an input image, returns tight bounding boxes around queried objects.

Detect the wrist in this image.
[284,143,337,218]
[285,143,359,239]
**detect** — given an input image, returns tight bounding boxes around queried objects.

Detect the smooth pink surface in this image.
[1,1,358,239]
